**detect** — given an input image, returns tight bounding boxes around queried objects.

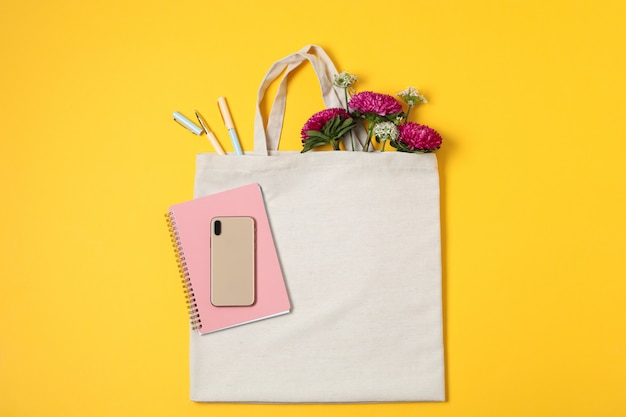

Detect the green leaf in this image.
[301,136,328,153]
[332,119,356,138]
[334,126,355,138]
[383,112,404,123]
[338,118,355,129]
[305,137,327,147]
[301,142,315,153]
[305,130,331,141]
[323,115,340,135]
[389,140,409,153]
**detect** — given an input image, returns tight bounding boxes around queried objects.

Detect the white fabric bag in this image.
[190,45,445,403]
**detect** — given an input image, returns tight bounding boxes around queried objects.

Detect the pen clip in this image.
[194,110,227,155]
[194,110,211,134]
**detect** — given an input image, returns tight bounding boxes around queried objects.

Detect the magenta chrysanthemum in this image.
[301,108,351,140]
[397,122,442,151]
[348,91,403,116]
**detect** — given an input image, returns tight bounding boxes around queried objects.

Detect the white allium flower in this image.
[373,121,399,141]
[333,71,358,88]
[397,86,428,106]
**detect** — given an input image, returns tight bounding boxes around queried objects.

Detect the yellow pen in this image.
[194,110,226,155]
[217,97,243,155]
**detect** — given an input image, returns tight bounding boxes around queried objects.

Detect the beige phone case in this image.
[210,216,256,306]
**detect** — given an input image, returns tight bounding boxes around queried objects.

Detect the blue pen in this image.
[173,111,204,135]
[217,96,243,155]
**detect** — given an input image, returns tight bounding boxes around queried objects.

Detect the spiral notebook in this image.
[166,183,290,334]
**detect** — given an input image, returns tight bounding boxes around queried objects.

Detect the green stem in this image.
[363,122,374,152]
[344,89,355,151]
[381,140,387,152]
[405,104,413,123]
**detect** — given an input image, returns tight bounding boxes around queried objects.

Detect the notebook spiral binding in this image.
[165,212,202,331]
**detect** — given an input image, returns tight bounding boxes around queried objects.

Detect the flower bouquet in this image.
[300,72,442,153]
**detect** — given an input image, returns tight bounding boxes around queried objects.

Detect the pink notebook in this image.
[166,183,290,334]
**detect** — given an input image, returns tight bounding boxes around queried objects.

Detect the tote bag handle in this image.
[253,45,352,155]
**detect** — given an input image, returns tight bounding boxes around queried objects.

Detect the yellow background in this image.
[2,0,625,415]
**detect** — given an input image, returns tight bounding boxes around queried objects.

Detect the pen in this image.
[217,96,243,155]
[173,111,203,136]
[194,110,226,155]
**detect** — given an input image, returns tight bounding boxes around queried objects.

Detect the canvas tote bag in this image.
[190,45,445,403]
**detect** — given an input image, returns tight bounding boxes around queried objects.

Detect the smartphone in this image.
[210,216,256,307]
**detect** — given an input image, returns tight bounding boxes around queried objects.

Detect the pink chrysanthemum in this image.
[348,91,403,116]
[397,122,442,151]
[301,108,351,140]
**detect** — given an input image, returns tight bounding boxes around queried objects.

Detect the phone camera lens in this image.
[214,220,222,236]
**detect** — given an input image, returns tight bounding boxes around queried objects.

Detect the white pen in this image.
[173,111,203,135]
[194,110,226,155]
[217,97,243,155]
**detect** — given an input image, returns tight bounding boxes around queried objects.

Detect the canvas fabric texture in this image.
[189,45,445,403]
